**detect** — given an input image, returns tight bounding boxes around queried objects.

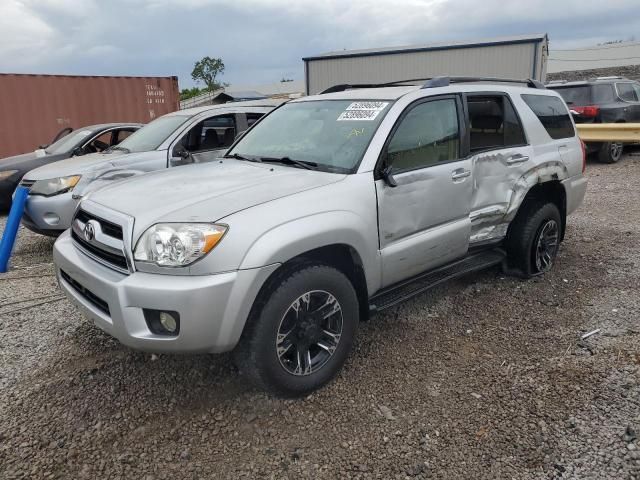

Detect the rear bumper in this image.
[23,191,78,235]
[53,230,279,353]
[562,174,588,216]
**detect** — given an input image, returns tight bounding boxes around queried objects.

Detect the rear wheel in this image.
[597,141,623,163]
[506,201,562,277]
[234,264,359,397]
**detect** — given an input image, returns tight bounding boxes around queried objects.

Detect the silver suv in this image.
[53,77,587,397]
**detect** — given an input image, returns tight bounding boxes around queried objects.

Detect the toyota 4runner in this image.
[53,77,587,397]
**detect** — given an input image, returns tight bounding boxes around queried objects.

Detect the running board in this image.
[370,249,506,312]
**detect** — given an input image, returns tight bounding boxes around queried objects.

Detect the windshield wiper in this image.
[105,146,130,154]
[224,153,261,162]
[259,156,318,170]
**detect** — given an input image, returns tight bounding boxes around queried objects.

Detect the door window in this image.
[84,131,112,153]
[385,99,460,172]
[174,114,237,155]
[115,129,135,144]
[617,83,639,102]
[468,95,526,153]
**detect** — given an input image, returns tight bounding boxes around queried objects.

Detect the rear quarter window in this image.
[521,94,575,140]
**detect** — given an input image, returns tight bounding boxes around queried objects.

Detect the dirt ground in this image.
[1,154,639,479]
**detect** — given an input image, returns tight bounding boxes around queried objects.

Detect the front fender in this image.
[239,211,381,294]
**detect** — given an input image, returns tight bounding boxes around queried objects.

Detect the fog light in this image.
[143,309,180,336]
[159,312,177,333]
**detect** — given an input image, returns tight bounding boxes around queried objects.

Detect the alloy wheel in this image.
[276,290,343,376]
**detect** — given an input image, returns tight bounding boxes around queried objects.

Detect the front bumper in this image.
[53,230,279,353]
[22,191,78,235]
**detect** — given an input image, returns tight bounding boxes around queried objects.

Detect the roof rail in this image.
[593,76,624,80]
[319,76,546,94]
[421,76,546,89]
[319,78,434,94]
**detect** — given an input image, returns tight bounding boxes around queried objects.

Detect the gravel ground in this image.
[1,153,639,479]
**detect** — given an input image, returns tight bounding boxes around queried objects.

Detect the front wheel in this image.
[234,264,359,397]
[597,141,623,164]
[506,202,562,277]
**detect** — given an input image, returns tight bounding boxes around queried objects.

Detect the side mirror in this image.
[38,144,49,149]
[170,145,193,167]
[381,164,398,188]
[71,146,84,157]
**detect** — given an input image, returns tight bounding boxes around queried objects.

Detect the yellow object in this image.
[576,123,640,142]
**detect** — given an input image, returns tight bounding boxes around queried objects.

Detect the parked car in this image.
[20,100,281,235]
[53,77,587,397]
[0,123,141,211]
[547,76,640,163]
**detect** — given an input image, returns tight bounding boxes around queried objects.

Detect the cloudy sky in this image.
[1,0,639,89]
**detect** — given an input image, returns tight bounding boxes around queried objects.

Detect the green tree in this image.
[180,87,203,101]
[191,56,228,92]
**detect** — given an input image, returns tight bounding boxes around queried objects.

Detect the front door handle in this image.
[451,169,471,181]
[506,154,529,165]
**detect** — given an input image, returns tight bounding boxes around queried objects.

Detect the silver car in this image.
[53,78,587,396]
[21,100,281,235]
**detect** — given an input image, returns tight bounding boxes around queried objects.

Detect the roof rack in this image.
[319,76,545,94]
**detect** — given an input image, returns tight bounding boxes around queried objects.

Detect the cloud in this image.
[1,0,639,87]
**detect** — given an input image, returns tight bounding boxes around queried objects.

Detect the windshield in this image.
[116,115,190,153]
[228,100,391,172]
[45,129,95,154]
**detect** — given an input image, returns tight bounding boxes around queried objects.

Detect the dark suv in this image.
[547,77,640,163]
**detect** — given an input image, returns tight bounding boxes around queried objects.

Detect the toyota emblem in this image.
[83,222,95,242]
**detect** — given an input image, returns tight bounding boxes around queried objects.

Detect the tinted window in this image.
[592,84,616,103]
[617,83,639,102]
[468,96,526,152]
[386,99,459,172]
[521,94,575,140]
[552,86,591,106]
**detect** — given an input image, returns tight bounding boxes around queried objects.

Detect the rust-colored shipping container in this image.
[0,74,179,158]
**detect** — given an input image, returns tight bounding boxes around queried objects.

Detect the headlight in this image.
[0,170,19,181]
[30,175,81,196]
[134,223,227,267]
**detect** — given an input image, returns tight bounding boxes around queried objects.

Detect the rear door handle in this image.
[451,169,471,181]
[506,154,529,164]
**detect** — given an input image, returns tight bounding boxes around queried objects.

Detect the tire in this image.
[506,201,562,277]
[597,141,623,164]
[234,264,359,397]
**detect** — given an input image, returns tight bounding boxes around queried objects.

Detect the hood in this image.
[22,150,152,181]
[86,159,345,237]
[0,150,67,174]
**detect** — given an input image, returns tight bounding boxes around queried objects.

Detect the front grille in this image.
[72,230,129,270]
[60,270,110,315]
[75,210,123,240]
[71,209,129,274]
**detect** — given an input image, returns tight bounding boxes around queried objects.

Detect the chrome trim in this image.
[70,200,135,274]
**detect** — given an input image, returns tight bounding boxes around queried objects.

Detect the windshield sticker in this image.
[338,110,382,121]
[346,102,388,112]
[337,101,389,121]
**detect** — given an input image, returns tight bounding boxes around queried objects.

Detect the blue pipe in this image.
[0,186,29,273]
